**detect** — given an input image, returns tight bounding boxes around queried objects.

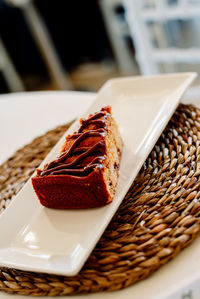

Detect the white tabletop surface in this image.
[1,91,200,299]
[0,91,95,165]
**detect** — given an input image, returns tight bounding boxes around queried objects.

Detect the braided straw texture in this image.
[1,104,200,296]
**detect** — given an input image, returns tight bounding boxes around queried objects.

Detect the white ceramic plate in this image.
[0,73,196,276]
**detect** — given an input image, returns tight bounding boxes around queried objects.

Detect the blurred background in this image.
[0,0,200,95]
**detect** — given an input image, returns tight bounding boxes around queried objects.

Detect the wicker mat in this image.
[1,104,200,296]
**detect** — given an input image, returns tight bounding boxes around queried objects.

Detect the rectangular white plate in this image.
[0,73,196,276]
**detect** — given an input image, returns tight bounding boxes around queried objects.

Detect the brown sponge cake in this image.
[32,106,123,209]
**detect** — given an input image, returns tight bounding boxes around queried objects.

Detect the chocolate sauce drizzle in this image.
[39,110,108,177]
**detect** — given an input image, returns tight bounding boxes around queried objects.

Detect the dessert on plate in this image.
[32,106,123,209]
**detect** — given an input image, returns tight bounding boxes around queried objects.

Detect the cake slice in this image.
[32,106,123,209]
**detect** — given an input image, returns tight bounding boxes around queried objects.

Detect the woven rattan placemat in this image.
[1,104,200,296]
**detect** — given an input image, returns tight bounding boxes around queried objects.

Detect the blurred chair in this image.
[99,0,138,75]
[6,0,73,90]
[0,37,25,92]
[124,0,200,98]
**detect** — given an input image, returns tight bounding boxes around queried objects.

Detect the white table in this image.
[1,91,200,299]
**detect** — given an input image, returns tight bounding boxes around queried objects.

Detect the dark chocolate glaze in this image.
[78,111,105,133]
[39,109,108,177]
